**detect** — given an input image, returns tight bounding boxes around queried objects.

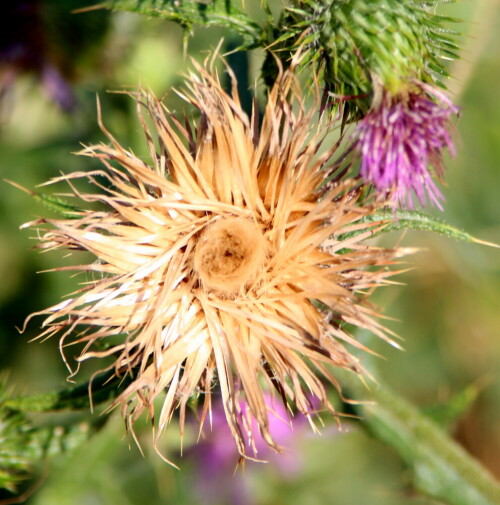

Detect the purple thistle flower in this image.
[355,84,459,209]
[41,64,76,111]
[185,395,315,505]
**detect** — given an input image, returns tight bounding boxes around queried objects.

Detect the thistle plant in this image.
[274,0,461,207]
[1,1,499,504]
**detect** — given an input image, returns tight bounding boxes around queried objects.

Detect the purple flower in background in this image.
[0,1,76,111]
[355,83,458,209]
[186,395,314,505]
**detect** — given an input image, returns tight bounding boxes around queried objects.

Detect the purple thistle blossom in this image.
[185,395,316,505]
[41,64,76,111]
[355,84,458,209]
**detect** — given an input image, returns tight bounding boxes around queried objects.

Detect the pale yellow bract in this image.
[26,57,405,462]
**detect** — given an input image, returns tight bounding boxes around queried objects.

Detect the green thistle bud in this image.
[276,0,459,117]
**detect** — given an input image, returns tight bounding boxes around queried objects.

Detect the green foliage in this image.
[338,371,500,505]
[4,371,133,413]
[0,405,32,492]
[6,182,85,219]
[0,381,97,493]
[104,0,266,47]
[339,209,498,247]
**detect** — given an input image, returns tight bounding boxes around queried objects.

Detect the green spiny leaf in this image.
[339,209,498,247]
[0,379,101,492]
[32,193,84,218]
[103,0,265,47]
[5,370,133,413]
[6,180,84,218]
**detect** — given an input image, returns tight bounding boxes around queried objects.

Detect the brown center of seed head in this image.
[193,217,266,294]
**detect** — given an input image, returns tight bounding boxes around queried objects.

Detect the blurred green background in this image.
[0,1,498,504]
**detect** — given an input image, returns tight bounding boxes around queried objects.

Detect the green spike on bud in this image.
[276,0,459,117]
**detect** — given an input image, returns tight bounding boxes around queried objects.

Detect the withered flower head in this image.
[25,59,404,461]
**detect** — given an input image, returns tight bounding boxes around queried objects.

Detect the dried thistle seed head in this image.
[193,217,266,294]
[25,58,405,462]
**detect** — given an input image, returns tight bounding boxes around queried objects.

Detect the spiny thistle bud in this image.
[24,59,408,462]
[274,0,460,207]
[280,0,459,113]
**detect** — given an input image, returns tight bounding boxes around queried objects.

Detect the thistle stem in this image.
[339,370,500,505]
[4,371,131,413]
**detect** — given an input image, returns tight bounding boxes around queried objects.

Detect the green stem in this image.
[339,209,499,247]
[5,371,131,413]
[338,370,500,505]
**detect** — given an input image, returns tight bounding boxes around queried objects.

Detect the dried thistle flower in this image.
[24,59,405,461]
